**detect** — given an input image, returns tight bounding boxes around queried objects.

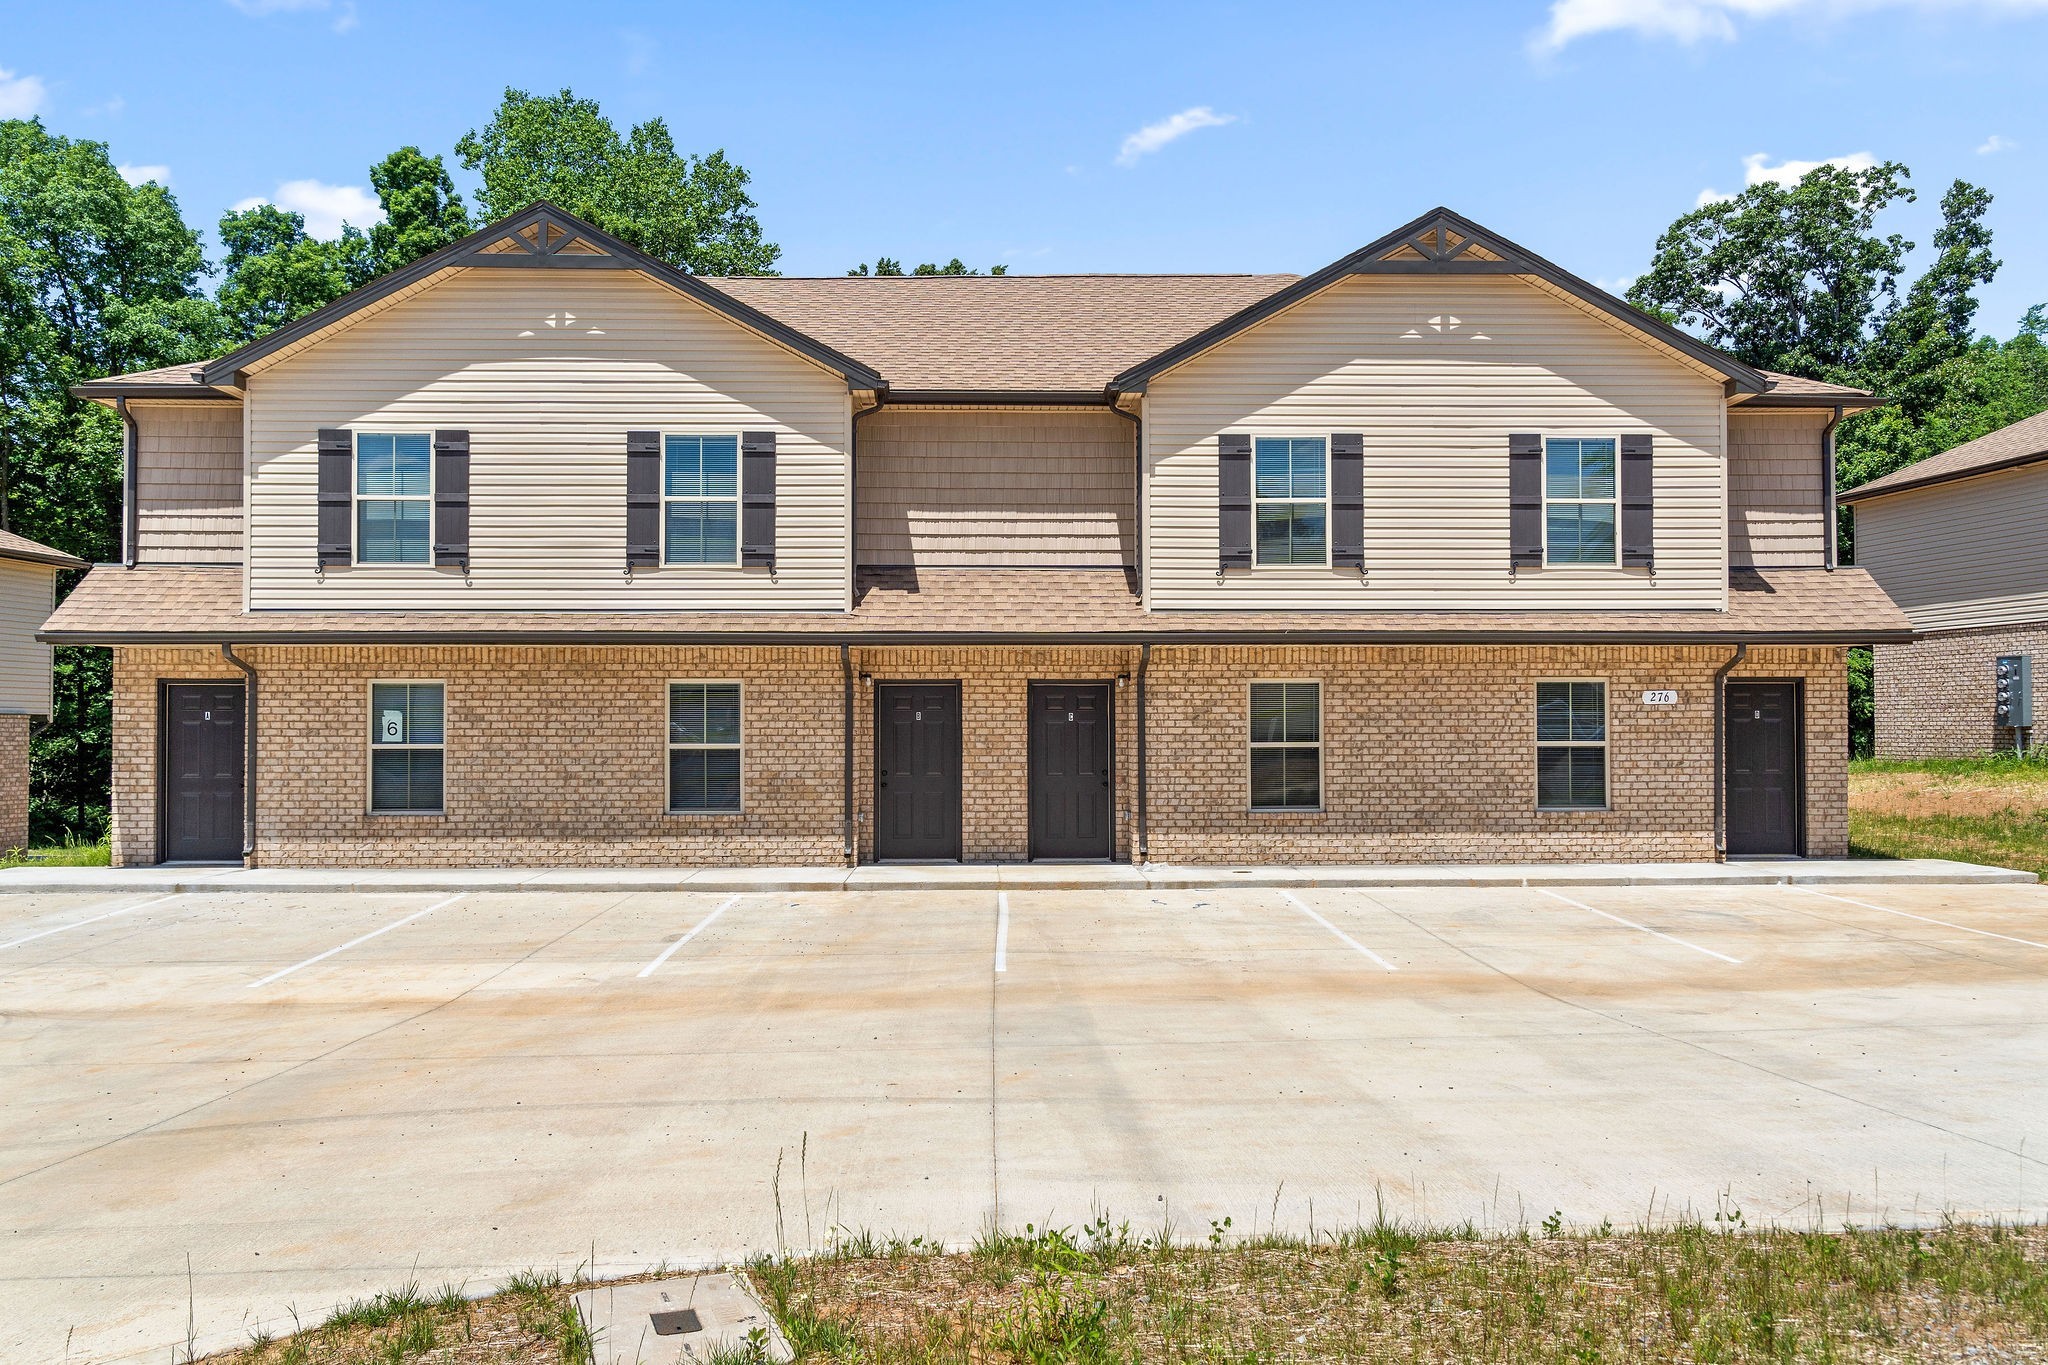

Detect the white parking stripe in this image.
[1280,890,1398,971]
[995,891,1010,974]
[1793,885,2048,951]
[1537,888,1741,964]
[247,894,465,989]
[637,894,742,978]
[0,894,185,952]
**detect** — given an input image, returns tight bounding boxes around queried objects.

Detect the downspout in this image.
[1711,643,1747,861]
[840,644,854,863]
[219,643,258,861]
[1822,403,1842,569]
[117,397,138,567]
[1135,642,1151,864]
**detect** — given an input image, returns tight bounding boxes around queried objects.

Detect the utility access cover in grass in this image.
[572,1273,791,1364]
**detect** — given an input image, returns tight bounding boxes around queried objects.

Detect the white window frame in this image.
[661,432,743,568]
[667,679,745,815]
[1542,436,1619,568]
[1534,677,1609,811]
[1247,678,1324,813]
[1252,435,1332,569]
[366,678,446,816]
[353,432,434,567]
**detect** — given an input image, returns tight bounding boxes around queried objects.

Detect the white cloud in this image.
[225,0,358,32]
[0,66,48,118]
[235,179,383,238]
[1978,133,2015,154]
[117,164,170,187]
[1695,150,1878,205]
[1116,106,1236,167]
[1535,0,2048,52]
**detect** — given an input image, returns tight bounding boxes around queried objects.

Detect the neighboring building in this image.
[1,531,88,850]
[46,202,1907,868]
[1844,410,2048,756]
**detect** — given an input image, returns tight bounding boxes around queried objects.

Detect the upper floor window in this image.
[1545,437,1616,565]
[356,433,432,564]
[664,434,740,565]
[1255,437,1327,566]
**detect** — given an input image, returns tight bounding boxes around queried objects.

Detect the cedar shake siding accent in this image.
[243,268,852,611]
[1852,461,2048,633]
[1728,410,1829,568]
[855,407,1135,567]
[1143,274,1728,611]
[0,560,58,716]
[134,400,245,564]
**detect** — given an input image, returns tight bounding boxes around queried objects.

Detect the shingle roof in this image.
[1750,370,1882,407]
[708,273,1299,394]
[0,530,87,569]
[40,564,1910,644]
[71,361,229,398]
[1841,409,2048,503]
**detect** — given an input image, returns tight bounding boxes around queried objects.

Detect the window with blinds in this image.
[1250,681,1321,810]
[368,681,444,813]
[669,682,742,812]
[1536,681,1607,809]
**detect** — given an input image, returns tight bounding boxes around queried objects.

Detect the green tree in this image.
[368,145,471,274]
[1627,162,1916,378]
[848,257,1007,276]
[455,87,779,275]
[0,118,224,841]
[215,202,374,343]
[1861,180,2000,422]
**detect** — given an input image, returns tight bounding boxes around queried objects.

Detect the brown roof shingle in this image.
[41,564,1910,644]
[1841,409,2048,503]
[1750,370,1882,406]
[0,530,87,569]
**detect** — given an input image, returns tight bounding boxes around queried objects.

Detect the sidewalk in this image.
[0,857,2031,895]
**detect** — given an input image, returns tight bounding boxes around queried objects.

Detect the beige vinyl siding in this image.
[245,268,850,610]
[1729,409,1827,567]
[1143,274,1728,610]
[134,400,244,563]
[856,407,1134,566]
[0,561,56,715]
[1853,463,2048,632]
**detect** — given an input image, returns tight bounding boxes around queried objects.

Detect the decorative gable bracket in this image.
[1348,214,1525,275]
[461,209,632,270]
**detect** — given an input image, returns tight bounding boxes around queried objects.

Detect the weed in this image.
[989,1273,1119,1364]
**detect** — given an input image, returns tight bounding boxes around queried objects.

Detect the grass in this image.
[0,835,111,868]
[1849,751,2048,875]
[199,1216,2048,1363]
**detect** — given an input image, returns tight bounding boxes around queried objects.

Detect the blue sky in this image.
[4,0,2046,333]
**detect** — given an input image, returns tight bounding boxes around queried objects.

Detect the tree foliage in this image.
[1627,162,1916,379]
[215,202,374,343]
[455,87,779,275]
[369,145,472,274]
[848,257,1007,276]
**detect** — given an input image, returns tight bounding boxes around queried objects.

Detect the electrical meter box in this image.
[1995,654,2033,728]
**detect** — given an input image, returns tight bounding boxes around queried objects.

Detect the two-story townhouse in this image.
[45,202,1907,868]
[1843,410,2048,755]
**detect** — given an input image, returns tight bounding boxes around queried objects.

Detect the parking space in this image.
[3,877,2045,1362]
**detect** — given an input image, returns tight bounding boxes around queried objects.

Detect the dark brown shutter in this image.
[1508,432,1544,569]
[1620,432,1654,569]
[626,429,661,568]
[316,428,352,567]
[740,430,777,567]
[1330,432,1364,569]
[1218,433,1252,570]
[432,429,469,568]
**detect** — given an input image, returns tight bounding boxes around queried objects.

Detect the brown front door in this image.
[874,683,962,861]
[1726,681,1802,857]
[1029,683,1112,860]
[161,682,244,863]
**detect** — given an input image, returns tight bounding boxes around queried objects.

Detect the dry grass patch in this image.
[206,1219,2048,1364]
[1850,756,2048,875]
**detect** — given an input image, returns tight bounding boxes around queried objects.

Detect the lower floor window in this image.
[670,682,742,812]
[1250,681,1321,810]
[1536,681,1606,809]
[369,681,444,812]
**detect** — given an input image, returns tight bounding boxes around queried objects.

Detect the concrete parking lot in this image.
[3,878,2047,1362]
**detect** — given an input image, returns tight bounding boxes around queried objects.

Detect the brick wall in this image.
[110,642,1847,867]
[0,714,28,852]
[1875,623,2048,758]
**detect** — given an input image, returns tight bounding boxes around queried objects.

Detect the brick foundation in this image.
[110,643,1848,867]
[0,714,28,852]
[1875,624,2048,758]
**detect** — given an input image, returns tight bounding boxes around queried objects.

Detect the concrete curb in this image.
[0,859,2033,895]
